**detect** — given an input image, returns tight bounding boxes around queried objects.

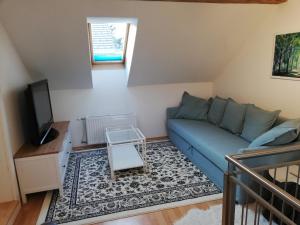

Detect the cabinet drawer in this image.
[15,155,60,192]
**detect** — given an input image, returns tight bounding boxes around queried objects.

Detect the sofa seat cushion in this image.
[168,119,249,171]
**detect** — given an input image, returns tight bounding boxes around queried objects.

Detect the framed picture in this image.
[272,32,300,80]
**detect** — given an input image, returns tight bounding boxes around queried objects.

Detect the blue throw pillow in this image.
[241,105,281,142]
[220,99,247,134]
[249,119,300,147]
[175,92,209,120]
[207,96,228,125]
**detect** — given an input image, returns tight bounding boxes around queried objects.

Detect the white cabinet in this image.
[14,122,71,203]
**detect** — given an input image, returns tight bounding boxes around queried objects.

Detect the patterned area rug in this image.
[38,141,222,225]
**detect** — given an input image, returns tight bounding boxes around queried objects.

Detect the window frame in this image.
[88,23,130,65]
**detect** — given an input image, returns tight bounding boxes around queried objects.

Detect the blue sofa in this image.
[166,106,300,191]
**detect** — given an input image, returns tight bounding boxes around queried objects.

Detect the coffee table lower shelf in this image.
[110,143,144,173]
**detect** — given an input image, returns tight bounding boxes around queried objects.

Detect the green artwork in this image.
[272,32,300,78]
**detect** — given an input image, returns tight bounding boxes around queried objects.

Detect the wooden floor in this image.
[99,199,222,225]
[13,192,222,225]
[0,200,19,225]
[13,193,45,225]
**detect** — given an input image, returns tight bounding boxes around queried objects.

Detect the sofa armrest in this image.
[166,107,179,120]
[237,146,269,154]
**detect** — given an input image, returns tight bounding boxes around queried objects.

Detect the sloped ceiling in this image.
[0,0,277,89]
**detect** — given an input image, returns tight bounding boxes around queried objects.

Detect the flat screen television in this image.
[26,79,58,145]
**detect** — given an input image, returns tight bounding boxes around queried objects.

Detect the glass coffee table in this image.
[105,126,148,180]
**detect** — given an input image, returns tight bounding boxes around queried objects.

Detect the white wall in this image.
[0,101,14,202]
[125,23,137,83]
[214,0,300,118]
[51,65,213,146]
[0,22,32,202]
[0,0,274,89]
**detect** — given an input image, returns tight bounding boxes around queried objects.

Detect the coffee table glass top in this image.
[106,126,145,144]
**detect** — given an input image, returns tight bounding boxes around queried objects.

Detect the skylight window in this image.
[89,23,129,64]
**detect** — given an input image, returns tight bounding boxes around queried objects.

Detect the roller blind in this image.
[90,23,128,63]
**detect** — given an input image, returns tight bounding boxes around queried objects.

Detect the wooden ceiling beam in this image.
[138,0,287,4]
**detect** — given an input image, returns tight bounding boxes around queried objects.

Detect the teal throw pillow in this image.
[175,92,209,120]
[207,96,228,125]
[241,105,281,142]
[220,99,247,134]
[249,119,300,147]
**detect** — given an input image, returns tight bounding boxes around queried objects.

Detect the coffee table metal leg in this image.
[142,141,148,173]
[107,145,115,180]
[111,170,115,180]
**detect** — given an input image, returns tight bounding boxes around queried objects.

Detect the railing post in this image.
[222,164,236,225]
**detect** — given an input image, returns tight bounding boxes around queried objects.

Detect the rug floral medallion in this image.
[45,141,221,224]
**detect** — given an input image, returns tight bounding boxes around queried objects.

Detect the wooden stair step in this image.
[0,201,20,225]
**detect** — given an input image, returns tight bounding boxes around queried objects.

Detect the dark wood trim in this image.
[146,136,168,142]
[73,143,107,151]
[137,0,287,4]
[72,136,169,151]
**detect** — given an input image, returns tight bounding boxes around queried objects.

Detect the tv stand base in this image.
[42,128,59,145]
[14,122,71,204]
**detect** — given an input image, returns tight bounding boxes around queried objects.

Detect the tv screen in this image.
[27,79,54,145]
